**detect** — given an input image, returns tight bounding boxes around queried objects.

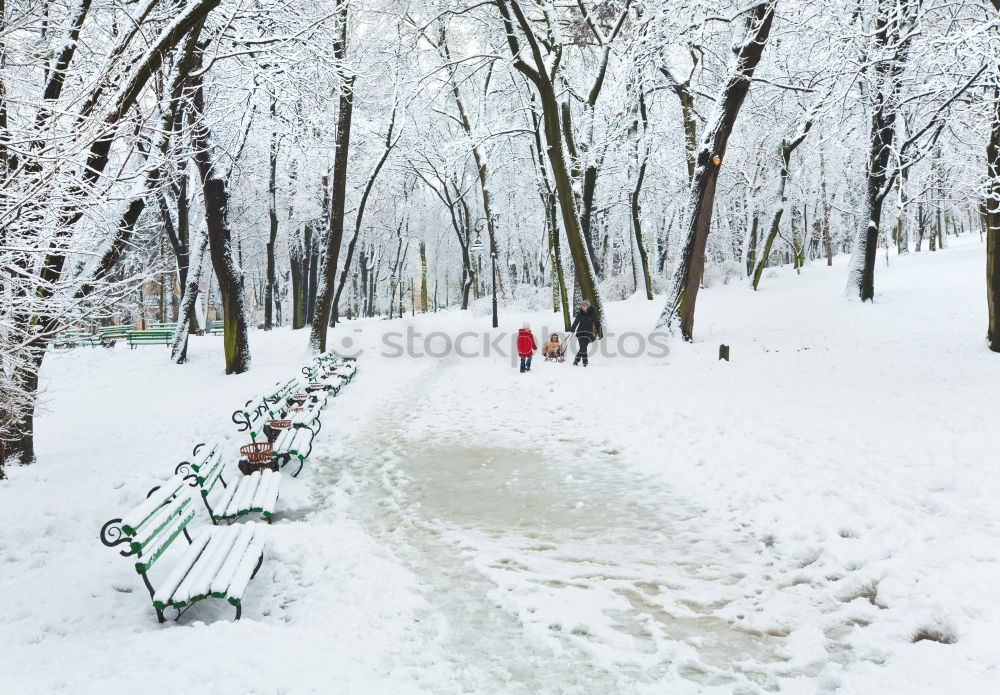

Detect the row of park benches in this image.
[54,321,225,349]
[99,352,357,623]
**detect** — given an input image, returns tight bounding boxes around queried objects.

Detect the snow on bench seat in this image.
[121,473,191,537]
[155,522,265,613]
[332,363,356,380]
[182,444,282,522]
[288,408,322,429]
[102,487,267,622]
[272,427,313,476]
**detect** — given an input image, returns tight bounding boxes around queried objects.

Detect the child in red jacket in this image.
[517,323,538,373]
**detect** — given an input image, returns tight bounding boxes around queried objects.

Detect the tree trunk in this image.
[753,115,814,289]
[658,2,776,338]
[290,226,307,329]
[332,109,397,323]
[746,213,759,276]
[306,223,318,323]
[310,0,354,351]
[630,147,653,300]
[819,150,834,265]
[846,0,916,301]
[658,55,700,184]
[497,0,606,331]
[915,203,925,251]
[171,230,209,363]
[551,194,571,330]
[265,97,279,330]
[419,241,429,312]
[190,69,250,375]
[987,0,1000,351]
[310,74,355,352]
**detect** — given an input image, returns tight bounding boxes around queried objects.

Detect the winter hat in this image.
[522,321,530,329]
[581,300,591,308]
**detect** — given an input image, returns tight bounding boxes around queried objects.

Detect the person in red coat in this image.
[517,322,538,373]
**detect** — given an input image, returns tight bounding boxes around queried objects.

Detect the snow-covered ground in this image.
[2,234,998,693]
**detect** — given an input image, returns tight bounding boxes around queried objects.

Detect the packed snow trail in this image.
[317,356,802,693]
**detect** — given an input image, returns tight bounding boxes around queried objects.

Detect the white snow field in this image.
[2,234,999,694]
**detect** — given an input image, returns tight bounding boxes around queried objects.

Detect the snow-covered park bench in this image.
[177,443,281,524]
[231,381,328,477]
[302,364,347,390]
[313,353,357,379]
[236,376,332,432]
[262,384,327,432]
[99,475,266,623]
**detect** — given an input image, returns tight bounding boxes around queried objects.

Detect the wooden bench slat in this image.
[121,474,188,536]
[211,479,241,522]
[152,528,212,610]
[210,523,259,598]
[174,526,243,604]
[135,502,196,574]
[223,536,265,605]
[228,473,262,518]
[253,470,280,517]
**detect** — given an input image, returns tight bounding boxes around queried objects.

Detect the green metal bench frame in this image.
[99,477,265,623]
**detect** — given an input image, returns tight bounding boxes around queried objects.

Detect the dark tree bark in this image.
[265,96,279,330]
[310,0,354,352]
[846,0,917,301]
[819,150,834,265]
[658,2,776,339]
[36,0,94,131]
[290,226,308,329]
[306,222,319,323]
[189,62,250,375]
[628,88,653,300]
[988,0,1000,351]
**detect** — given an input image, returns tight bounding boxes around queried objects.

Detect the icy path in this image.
[320,357,804,694]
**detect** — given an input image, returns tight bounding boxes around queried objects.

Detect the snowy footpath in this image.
[2,235,999,694]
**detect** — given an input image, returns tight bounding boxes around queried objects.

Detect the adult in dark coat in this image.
[570,300,600,366]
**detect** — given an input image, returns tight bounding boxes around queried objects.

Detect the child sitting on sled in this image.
[542,333,566,361]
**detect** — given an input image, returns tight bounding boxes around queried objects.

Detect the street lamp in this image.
[471,219,498,328]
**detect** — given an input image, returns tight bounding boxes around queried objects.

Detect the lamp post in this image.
[471,218,499,328]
